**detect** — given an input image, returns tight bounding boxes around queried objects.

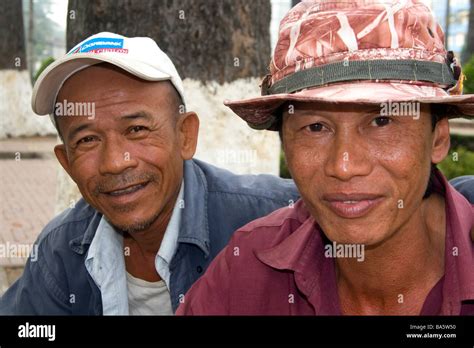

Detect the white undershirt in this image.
[126,272,173,315]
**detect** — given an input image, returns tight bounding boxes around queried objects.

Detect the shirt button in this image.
[197,266,203,273]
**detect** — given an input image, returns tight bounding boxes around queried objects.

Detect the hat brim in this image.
[224,82,474,131]
[32,53,172,116]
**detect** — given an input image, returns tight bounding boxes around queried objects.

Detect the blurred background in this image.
[0,0,473,293]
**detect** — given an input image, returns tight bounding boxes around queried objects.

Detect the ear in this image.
[54,144,74,178]
[177,112,200,160]
[430,117,450,164]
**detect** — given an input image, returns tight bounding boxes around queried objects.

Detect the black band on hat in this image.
[262,59,457,96]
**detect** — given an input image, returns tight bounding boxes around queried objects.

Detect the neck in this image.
[123,184,181,281]
[337,193,446,315]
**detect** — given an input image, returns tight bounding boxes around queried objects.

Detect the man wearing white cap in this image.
[0,32,300,315]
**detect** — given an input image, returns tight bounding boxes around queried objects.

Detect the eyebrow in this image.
[120,111,153,121]
[66,112,154,143]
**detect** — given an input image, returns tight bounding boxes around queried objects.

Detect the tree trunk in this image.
[0,0,26,70]
[60,0,279,212]
[0,0,55,138]
[67,0,270,83]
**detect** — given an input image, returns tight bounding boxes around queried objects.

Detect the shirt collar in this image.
[85,216,129,315]
[434,170,474,313]
[157,180,184,264]
[155,180,184,288]
[255,200,340,314]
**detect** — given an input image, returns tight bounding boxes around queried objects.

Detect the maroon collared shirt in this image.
[177,171,474,315]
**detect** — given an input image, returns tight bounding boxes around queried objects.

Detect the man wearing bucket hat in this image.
[177,0,474,315]
[0,32,301,315]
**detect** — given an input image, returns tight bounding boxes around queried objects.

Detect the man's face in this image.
[282,102,450,247]
[54,64,199,233]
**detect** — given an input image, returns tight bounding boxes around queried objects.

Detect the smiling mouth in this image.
[104,182,149,196]
[322,193,384,219]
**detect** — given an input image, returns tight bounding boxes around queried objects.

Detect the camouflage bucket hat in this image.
[224,0,474,131]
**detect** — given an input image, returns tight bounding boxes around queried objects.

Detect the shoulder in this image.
[226,200,308,256]
[35,198,100,252]
[191,158,299,203]
[449,175,474,204]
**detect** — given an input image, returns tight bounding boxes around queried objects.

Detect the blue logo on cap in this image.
[68,37,124,54]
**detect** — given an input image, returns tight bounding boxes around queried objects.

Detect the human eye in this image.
[305,122,326,132]
[76,135,98,145]
[370,116,392,127]
[129,125,149,133]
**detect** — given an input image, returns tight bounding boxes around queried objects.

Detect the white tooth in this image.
[111,184,142,195]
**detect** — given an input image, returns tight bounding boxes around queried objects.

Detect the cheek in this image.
[285,142,325,193]
[68,154,101,194]
[137,139,183,182]
[370,128,432,190]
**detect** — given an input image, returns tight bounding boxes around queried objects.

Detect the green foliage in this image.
[33,56,54,84]
[450,133,474,151]
[438,146,474,180]
[463,55,474,94]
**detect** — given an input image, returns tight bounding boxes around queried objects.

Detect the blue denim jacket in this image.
[0,159,299,314]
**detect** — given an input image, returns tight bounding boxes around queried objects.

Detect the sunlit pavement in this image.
[0,136,58,294]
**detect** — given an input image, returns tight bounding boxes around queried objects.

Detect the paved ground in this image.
[0,136,58,295]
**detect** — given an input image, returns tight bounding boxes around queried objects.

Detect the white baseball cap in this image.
[32,32,186,124]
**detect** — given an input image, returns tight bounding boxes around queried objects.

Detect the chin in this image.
[109,216,155,233]
[107,208,160,233]
[320,220,389,247]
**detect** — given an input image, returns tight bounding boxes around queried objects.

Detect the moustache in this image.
[93,172,159,196]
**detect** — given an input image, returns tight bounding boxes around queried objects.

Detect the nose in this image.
[98,134,138,175]
[324,129,372,181]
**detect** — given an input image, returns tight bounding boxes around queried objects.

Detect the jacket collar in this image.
[177,159,210,258]
[69,206,102,255]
